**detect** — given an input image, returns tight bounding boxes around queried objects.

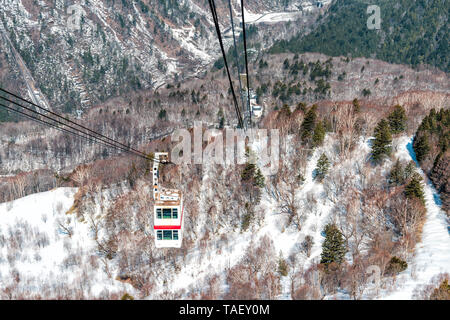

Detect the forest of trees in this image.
[1,92,447,299]
[413,108,449,213]
[371,105,407,164]
[270,0,449,72]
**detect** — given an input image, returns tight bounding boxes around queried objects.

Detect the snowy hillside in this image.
[151,134,450,300]
[381,137,450,299]
[0,117,449,300]
[0,134,449,299]
[0,188,134,299]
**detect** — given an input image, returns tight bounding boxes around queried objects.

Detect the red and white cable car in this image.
[152,152,184,248]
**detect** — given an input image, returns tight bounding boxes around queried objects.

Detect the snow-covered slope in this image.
[150,134,371,299]
[0,188,134,299]
[1,135,448,300]
[382,137,450,299]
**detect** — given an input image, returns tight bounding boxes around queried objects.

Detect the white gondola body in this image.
[152,152,184,248]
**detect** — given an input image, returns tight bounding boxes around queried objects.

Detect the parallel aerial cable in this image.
[240,0,252,126]
[207,0,244,129]
[226,0,246,127]
[0,87,151,159]
[0,89,169,164]
[0,94,140,156]
[0,102,145,155]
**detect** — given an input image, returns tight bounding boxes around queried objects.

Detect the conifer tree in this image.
[389,159,404,186]
[315,153,330,181]
[121,293,134,300]
[312,121,326,147]
[277,252,289,276]
[241,162,256,182]
[430,279,450,300]
[413,134,430,163]
[320,224,346,266]
[296,102,307,113]
[300,105,317,143]
[217,108,225,129]
[405,173,425,205]
[253,168,265,188]
[386,256,408,275]
[241,163,265,188]
[372,119,392,164]
[388,105,407,134]
[404,161,416,180]
[158,109,167,120]
[279,104,292,118]
[352,98,360,113]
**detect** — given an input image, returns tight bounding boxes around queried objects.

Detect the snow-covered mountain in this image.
[0,0,448,301]
[0,0,323,113]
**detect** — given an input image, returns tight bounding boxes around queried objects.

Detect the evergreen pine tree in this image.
[217,108,225,129]
[279,104,292,118]
[296,102,307,113]
[386,256,408,275]
[277,252,289,276]
[413,134,430,163]
[320,224,346,266]
[312,121,326,147]
[405,173,425,205]
[315,153,330,181]
[158,109,167,120]
[241,162,256,182]
[372,119,392,164]
[404,161,416,180]
[430,279,450,300]
[253,168,265,188]
[121,293,134,300]
[241,163,265,188]
[300,105,317,143]
[388,105,407,134]
[389,159,404,185]
[352,98,360,113]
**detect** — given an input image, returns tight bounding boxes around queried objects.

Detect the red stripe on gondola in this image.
[154,225,181,230]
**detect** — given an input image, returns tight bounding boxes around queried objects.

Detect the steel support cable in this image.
[0,87,151,159]
[0,96,168,164]
[209,0,243,128]
[0,101,168,164]
[207,0,244,129]
[0,94,139,156]
[227,0,246,127]
[0,102,136,155]
[240,0,252,126]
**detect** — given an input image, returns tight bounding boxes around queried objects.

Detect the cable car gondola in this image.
[152,152,184,248]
